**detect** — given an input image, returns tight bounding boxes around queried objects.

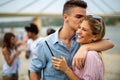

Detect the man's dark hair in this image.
[25,23,39,35]
[46,28,56,35]
[63,0,87,15]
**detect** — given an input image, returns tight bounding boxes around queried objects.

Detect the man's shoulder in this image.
[32,38,46,49]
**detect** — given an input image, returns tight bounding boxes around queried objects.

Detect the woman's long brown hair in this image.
[2,32,15,53]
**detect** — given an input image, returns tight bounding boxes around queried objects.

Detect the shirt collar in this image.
[52,27,78,44]
[53,27,62,44]
[73,33,78,41]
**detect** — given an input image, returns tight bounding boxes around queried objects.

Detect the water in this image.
[104,26,120,53]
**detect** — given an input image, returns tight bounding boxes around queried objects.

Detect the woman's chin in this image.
[77,39,82,44]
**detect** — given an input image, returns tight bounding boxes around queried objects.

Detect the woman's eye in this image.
[82,28,87,31]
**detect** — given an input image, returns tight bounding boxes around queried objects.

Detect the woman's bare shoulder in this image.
[2,47,10,55]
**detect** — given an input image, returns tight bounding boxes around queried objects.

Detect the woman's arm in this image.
[52,56,80,80]
[25,50,30,59]
[72,39,114,69]
[2,48,21,66]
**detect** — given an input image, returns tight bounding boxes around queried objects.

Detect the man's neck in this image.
[60,26,75,40]
[59,26,76,50]
[32,36,38,41]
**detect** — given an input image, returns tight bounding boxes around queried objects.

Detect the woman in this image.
[52,15,105,80]
[2,32,21,80]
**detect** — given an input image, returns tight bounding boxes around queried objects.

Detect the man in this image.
[29,0,114,80]
[25,23,43,79]
[25,23,39,59]
[46,28,56,36]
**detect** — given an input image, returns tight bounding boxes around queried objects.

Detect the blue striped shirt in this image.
[29,28,80,80]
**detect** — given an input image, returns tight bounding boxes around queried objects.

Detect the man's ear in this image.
[63,14,68,22]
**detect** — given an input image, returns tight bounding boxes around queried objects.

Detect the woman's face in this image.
[77,20,96,44]
[10,36,16,45]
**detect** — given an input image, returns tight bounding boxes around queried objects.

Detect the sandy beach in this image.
[0,48,120,80]
[103,51,120,80]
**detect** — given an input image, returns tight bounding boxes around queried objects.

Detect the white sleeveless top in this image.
[2,48,20,74]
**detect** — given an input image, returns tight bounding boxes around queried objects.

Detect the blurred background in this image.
[0,0,120,80]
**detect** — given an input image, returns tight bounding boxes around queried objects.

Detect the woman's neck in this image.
[10,45,15,49]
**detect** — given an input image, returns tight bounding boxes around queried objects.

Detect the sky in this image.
[0,0,120,22]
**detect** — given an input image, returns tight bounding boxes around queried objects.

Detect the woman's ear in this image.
[92,34,99,41]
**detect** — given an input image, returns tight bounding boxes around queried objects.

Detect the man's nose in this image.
[79,17,84,23]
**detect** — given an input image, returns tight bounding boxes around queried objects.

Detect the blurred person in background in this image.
[25,23,40,59]
[22,17,42,47]
[46,28,56,36]
[24,16,43,60]
[2,32,22,80]
[52,15,105,80]
[24,23,43,78]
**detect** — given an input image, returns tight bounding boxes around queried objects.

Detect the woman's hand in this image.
[52,56,81,80]
[52,56,69,73]
[15,50,21,56]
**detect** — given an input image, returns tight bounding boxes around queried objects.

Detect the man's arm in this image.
[72,39,114,69]
[86,39,114,51]
[25,51,30,59]
[30,72,40,80]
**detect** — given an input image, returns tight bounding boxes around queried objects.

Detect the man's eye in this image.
[76,15,83,18]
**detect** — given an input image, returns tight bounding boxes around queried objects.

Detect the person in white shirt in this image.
[25,23,43,78]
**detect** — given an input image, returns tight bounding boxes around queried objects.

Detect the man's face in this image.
[27,31,33,39]
[65,7,86,31]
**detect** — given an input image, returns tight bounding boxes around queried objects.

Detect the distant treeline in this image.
[0,21,30,28]
[103,17,120,26]
[0,17,119,28]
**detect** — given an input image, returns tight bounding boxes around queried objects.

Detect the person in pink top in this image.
[52,15,105,80]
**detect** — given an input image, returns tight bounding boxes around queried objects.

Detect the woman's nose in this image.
[77,28,82,34]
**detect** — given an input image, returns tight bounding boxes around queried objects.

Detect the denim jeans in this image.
[2,72,18,77]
